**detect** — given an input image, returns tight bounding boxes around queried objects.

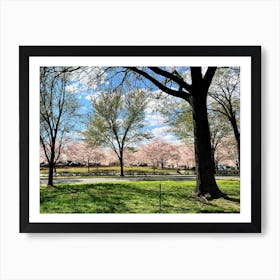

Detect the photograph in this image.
[39,65,241,214]
[20,46,261,232]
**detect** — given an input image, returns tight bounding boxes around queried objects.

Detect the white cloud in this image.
[85,91,103,101]
[67,67,108,96]
[150,126,169,136]
[85,94,93,101]
[65,83,80,93]
[144,112,166,127]
[149,125,179,144]
[144,95,170,127]
[160,134,180,144]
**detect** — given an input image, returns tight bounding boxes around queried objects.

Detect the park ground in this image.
[40,166,239,176]
[40,167,240,213]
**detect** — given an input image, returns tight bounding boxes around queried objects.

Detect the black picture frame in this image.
[19,46,261,233]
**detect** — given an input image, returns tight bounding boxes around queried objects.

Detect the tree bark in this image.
[48,162,54,186]
[119,151,124,176]
[47,143,55,187]
[230,117,240,167]
[210,147,216,174]
[190,93,224,198]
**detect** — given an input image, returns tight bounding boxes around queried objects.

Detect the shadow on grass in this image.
[223,195,240,203]
[40,181,240,214]
[41,183,155,213]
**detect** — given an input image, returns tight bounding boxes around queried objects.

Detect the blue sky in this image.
[45,66,240,148]
[65,67,183,144]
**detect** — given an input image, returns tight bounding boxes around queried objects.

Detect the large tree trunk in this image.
[190,93,224,199]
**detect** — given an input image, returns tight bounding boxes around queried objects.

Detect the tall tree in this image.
[84,89,150,176]
[208,111,231,172]
[124,67,223,198]
[209,67,240,166]
[157,96,232,173]
[40,67,80,186]
[214,137,238,169]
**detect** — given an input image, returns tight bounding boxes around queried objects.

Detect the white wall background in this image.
[0,0,279,279]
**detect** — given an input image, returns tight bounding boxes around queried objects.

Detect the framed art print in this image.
[19,46,261,233]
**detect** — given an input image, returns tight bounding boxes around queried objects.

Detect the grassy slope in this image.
[40,180,240,214]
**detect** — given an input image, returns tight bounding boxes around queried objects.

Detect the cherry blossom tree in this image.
[176,143,195,170]
[214,137,238,169]
[62,141,106,171]
[139,139,176,169]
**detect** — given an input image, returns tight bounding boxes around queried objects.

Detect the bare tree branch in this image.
[127,67,190,101]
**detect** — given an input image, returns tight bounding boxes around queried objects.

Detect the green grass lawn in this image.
[40,180,240,214]
[40,166,192,175]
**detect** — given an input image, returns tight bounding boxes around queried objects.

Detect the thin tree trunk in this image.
[230,118,240,167]
[211,147,216,174]
[191,94,224,198]
[48,162,54,186]
[47,143,55,187]
[119,151,124,176]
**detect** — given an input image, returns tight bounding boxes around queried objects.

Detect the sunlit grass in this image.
[40,180,240,214]
[40,166,184,174]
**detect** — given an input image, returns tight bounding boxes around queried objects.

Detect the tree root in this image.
[191,191,238,202]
